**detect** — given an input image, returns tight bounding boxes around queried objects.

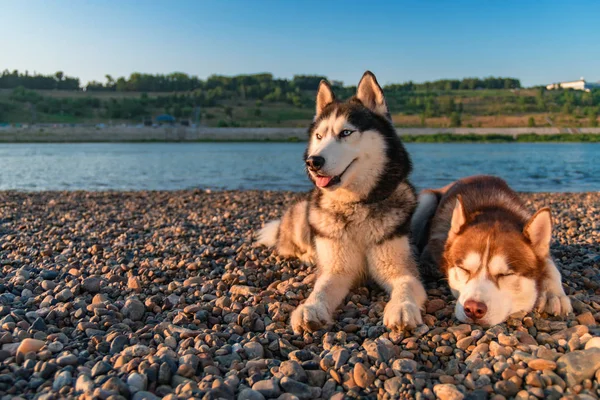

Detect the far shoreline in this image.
[1,126,600,143]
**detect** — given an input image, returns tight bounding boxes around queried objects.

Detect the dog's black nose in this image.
[306,156,325,171]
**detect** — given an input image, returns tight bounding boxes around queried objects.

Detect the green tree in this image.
[528,117,536,127]
[588,108,598,127]
[449,112,461,127]
[224,106,233,120]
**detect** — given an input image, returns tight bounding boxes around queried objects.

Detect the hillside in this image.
[0,71,598,127]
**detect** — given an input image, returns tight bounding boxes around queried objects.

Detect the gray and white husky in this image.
[257,71,426,334]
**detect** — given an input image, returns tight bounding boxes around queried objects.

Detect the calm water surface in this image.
[0,143,598,192]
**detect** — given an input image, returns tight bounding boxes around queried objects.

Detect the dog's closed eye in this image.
[497,272,515,278]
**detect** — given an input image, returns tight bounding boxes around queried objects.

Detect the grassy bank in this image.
[400,133,600,143]
[2,133,599,143]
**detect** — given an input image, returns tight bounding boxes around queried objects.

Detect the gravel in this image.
[0,190,598,399]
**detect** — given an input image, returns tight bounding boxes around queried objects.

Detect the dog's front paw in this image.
[290,302,331,334]
[384,299,423,331]
[536,290,572,316]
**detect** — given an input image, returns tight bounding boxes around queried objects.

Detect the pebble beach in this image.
[0,190,599,400]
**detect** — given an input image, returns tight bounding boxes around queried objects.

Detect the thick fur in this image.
[257,71,426,334]
[412,175,572,326]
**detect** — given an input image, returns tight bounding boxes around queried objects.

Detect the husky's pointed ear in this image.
[450,195,466,235]
[316,80,335,117]
[524,207,552,256]
[356,71,389,117]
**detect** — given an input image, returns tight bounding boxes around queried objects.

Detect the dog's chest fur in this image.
[308,182,416,248]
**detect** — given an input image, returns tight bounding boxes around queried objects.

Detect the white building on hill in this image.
[546,78,600,92]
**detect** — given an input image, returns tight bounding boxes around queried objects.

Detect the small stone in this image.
[127,372,147,392]
[230,285,257,296]
[556,348,600,386]
[494,380,519,397]
[48,341,63,353]
[331,348,350,369]
[525,373,543,387]
[57,353,78,366]
[279,360,307,383]
[40,270,59,280]
[456,336,474,350]
[353,362,374,389]
[448,324,471,337]
[433,383,464,400]
[426,299,446,314]
[56,288,73,302]
[53,370,72,391]
[110,335,128,354]
[102,376,130,396]
[128,276,142,292]
[76,374,94,393]
[82,276,102,293]
[528,359,557,371]
[436,346,454,356]
[16,338,45,361]
[122,344,151,357]
[279,377,313,400]
[122,298,145,321]
[215,352,242,368]
[576,312,596,326]
[30,317,47,331]
[253,379,281,398]
[244,341,264,360]
[92,360,112,377]
[384,377,402,395]
[237,388,266,400]
[364,339,395,362]
[392,358,418,374]
[133,392,161,400]
[306,370,327,388]
[498,333,518,346]
[584,337,600,350]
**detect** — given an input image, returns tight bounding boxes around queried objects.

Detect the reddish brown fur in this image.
[420,175,549,288]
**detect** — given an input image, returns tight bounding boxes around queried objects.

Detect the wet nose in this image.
[306,156,325,171]
[464,299,487,320]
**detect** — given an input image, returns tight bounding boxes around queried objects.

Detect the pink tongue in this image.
[315,176,333,188]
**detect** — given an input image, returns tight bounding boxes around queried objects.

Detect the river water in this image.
[0,142,598,192]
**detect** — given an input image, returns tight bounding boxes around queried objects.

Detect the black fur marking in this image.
[376,218,412,245]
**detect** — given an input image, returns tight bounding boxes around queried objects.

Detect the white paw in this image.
[290,302,332,334]
[536,291,572,316]
[384,299,423,331]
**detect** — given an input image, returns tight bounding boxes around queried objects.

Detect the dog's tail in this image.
[256,219,280,248]
[256,200,313,261]
[411,190,441,253]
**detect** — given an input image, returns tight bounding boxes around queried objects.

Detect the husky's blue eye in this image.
[340,129,353,138]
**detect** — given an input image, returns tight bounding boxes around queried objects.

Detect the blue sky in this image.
[1,0,599,87]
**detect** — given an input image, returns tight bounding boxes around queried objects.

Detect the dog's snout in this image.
[464,299,487,320]
[306,156,325,171]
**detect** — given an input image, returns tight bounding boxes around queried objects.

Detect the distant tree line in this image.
[386,77,521,91]
[1,69,520,94]
[0,70,80,90]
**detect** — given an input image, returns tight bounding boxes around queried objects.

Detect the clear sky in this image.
[1,0,599,87]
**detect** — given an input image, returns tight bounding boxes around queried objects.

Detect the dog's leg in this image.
[536,258,572,316]
[368,236,427,330]
[290,237,362,334]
